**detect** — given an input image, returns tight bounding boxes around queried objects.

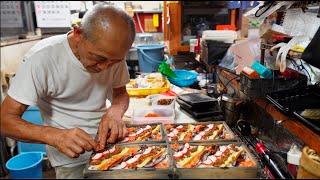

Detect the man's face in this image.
[74,26,131,73]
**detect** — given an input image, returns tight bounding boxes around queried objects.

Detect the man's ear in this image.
[73,25,83,42]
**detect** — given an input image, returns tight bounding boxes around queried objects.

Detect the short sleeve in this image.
[112,60,130,88]
[7,55,49,106]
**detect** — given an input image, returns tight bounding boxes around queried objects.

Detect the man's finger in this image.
[99,123,109,149]
[107,125,118,143]
[64,148,79,158]
[76,130,98,151]
[122,125,128,139]
[118,126,123,140]
[74,136,94,152]
[68,142,84,155]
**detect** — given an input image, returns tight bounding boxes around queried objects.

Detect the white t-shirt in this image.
[8,33,130,167]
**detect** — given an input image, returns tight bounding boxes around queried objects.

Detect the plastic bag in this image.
[158,61,177,78]
[244,1,295,26]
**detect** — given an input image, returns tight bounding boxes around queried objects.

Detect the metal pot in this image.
[220,95,243,126]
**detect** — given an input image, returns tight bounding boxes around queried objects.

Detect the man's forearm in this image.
[109,89,129,118]
[0,96,60,146]
[1,113,59,146]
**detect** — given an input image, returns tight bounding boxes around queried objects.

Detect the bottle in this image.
[255,143,295,179]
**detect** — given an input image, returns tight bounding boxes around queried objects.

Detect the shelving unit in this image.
[133,10,162,14]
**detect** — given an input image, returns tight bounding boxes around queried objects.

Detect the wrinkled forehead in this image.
[85,31,131,60]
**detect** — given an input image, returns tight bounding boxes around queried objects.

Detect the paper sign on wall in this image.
[0,1,23,28]
[34,1,71,28]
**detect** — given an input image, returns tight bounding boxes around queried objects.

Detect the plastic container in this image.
[132,107,175,125]
[18,106,46,155]
[136,44,165,73]
[202,30,237,43]
[167,70,197,87]
[152,96,176,108]
[6,152,43,179]
[251,61,273,78]
[145,94,166,105]
[242,67,260,79]
[126,79,170,96]
[240,70,308,98]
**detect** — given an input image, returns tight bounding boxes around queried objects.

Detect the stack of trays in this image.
[84,122,260,179]
[176,93,223,121]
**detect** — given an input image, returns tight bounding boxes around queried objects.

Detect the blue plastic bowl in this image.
[167,70,197,87]
[6,152,43,179]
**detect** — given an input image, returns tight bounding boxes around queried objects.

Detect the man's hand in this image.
[53,128,98,158]
[97,108,128,149]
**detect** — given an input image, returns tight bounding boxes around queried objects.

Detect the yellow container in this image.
[126,79,170,97]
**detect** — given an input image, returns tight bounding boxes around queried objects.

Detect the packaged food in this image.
[132,107,175,125]
[152,96,176,108]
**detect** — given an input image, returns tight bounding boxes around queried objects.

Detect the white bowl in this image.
[145,94,166,105]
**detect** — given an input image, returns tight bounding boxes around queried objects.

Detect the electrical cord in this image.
[299,59,312,82]
[289,58,312,82]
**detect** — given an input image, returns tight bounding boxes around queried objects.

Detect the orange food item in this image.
[98,147,139,170]
[154,133,162,140]
[184,151,204,168]
[172,143,179,150]
[166,124,173,131]
[194,125,203,133]
[154,161,169,168]
[224,134,232,139]
[128,136,136,141]
[145,113,160,117]
[183,132,192,141]
[239,159,255,167]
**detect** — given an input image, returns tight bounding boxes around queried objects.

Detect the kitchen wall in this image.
[1,40,40,75]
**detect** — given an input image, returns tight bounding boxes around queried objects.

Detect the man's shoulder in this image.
[24,34,67,60]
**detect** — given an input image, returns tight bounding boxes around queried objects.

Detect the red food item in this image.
[145,113,160,117]
[160,90,177,96]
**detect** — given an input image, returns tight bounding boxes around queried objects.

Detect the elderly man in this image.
[1,3,135,178]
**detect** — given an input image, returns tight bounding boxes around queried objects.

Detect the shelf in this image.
[217,67,320,154]
[133,10,162,14]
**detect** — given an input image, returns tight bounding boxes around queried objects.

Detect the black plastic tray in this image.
[177,93,217,107]
[179,103,222,118]
[266,85,320,133]
[179,106,223,122]
[176,98,218,112]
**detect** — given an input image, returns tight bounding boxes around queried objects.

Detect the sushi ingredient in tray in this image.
[165,123,233,142]
[121,124,162,143]
[88,145,169,170]
[171,143,255,168]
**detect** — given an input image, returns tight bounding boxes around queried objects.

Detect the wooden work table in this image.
[217,67,320,154]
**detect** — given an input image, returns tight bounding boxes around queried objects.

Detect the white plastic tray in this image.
[132,107,175,125]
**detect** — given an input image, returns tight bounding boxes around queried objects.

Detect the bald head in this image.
[80,3,136,45]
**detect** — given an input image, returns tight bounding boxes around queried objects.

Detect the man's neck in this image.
[67,31,80,60]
